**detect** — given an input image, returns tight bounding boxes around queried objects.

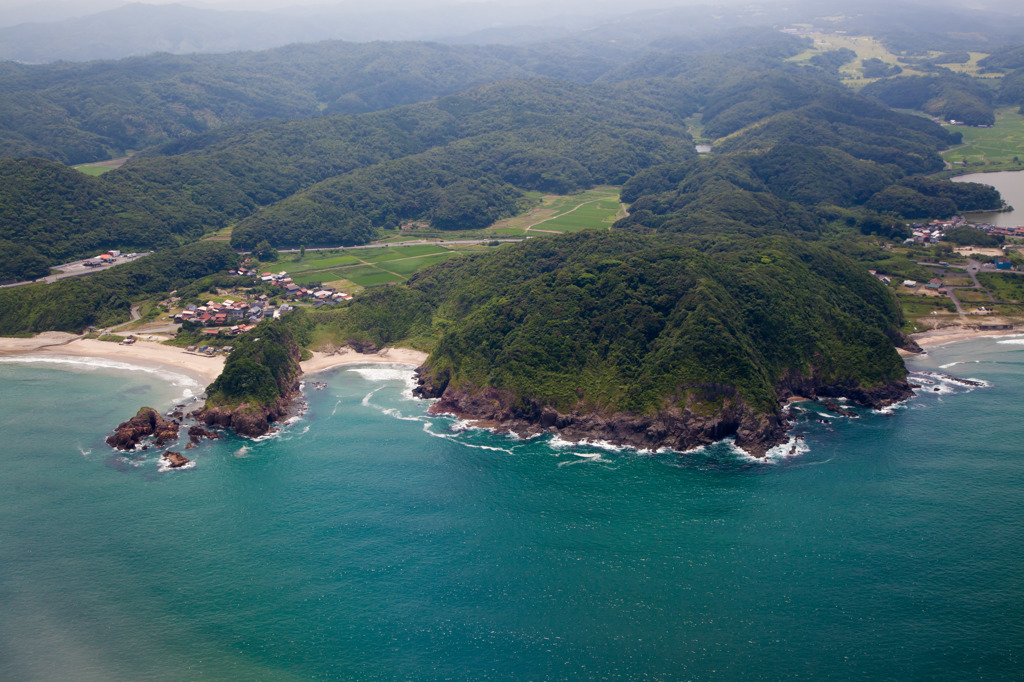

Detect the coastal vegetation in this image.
[4,17,1024,450]
[0,242,238,335]
[294,232,912,454]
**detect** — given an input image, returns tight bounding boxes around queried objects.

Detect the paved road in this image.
[272,238,525,254]
[963,259,997,303]
[0,252,152,289]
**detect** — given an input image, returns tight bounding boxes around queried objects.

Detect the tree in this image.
[254,240,278,261]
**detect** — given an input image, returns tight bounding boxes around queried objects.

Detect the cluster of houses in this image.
[905,217,967,244]
[256,271,354,305]
[173,298,285,335]
[906,216,1024,246]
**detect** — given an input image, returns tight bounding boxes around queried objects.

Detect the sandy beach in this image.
[0,333,428,386]
[899,325,1021,356]
[301,347,428,375]
[0,333,226,385]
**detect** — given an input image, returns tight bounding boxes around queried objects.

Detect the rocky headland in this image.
[415,368,914,457]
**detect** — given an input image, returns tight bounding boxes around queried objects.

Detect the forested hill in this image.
[0,54,988,279]
[106,77,701,250]
[0,157,216,281]
[0,33,807,165]
[303,231,913,454]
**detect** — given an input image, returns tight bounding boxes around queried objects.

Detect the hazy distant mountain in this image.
[0,1,625,63]
[4,0,1024,65]
[0,4,331,63]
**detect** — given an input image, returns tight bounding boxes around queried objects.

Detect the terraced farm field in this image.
[276,243,492,290]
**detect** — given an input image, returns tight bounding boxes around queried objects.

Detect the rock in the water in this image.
[162,451,190,468]
[188,424,222,444]
[106,408,179,451]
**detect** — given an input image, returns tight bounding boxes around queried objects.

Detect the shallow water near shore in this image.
[1,343,1022,680]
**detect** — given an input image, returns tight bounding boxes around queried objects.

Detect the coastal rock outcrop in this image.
[416,367,914,457]
[418,376,792,456]
[197,398,292,438]
[192,322,303,438]
[161,451,190,468]
[106,407,180,451]
[187,424,222,444]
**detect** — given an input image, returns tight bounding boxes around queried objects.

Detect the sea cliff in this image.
[415,368,914,456]
[193,322,303,438]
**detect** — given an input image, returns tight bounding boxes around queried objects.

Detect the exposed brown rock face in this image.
[106,408,180,451]
[347,340,380,354]
[162,451,190,468]
[187,424,222,444]
[415,366,914,457]
[196,394,293,438]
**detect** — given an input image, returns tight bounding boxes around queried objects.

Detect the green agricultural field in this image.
[343,266,405,287]
[369,244,449,258]
[978,272,1024,302]
[73,165,113,176]
[378,253,456,276]
[897,291,957,317]
[530,198,623,233]
[346,247,406,263]
[290,269,350,285]
[305,254,362,269]
[942,108,1024,166]
[954,288,991,303]
[487,187,621,235]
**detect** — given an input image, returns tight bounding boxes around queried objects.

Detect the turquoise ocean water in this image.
[1,339,1022,680]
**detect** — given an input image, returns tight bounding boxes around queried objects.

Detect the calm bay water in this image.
[955,169,1024,227]
[1,343,1022,680]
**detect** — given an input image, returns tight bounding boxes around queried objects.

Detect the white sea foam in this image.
[557,451,612,467]
[377,406,425,423]
[762,435,811,462]
[0,354,201,403]
[158,458,196,473]
[938,360,981,369]
[547,435,575,449]
[419,422,514,454]
[347,366,418,400]
[235,445,252,458]
[874,399,911,415]
[996,339,1024,345]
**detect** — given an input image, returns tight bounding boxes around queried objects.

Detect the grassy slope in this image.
[942,107,1024,166]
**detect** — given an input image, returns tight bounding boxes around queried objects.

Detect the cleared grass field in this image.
[368,244,448,258]
[73,165,113,176]
[347,247,407,263]
[307,254,362,268]
[785,32,998,89]
[278,243,485,288]
[344,267,405,287]
[487,187,622,235]
[942,108,1024,165]
[978,272,1024,302]
[529,194,624,233]
[378,253,455,276]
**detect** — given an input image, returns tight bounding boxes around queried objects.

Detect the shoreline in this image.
[0,333,224,386]
[0,333,429,387]
[301,348,428,375]
[898,326,1020,356]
